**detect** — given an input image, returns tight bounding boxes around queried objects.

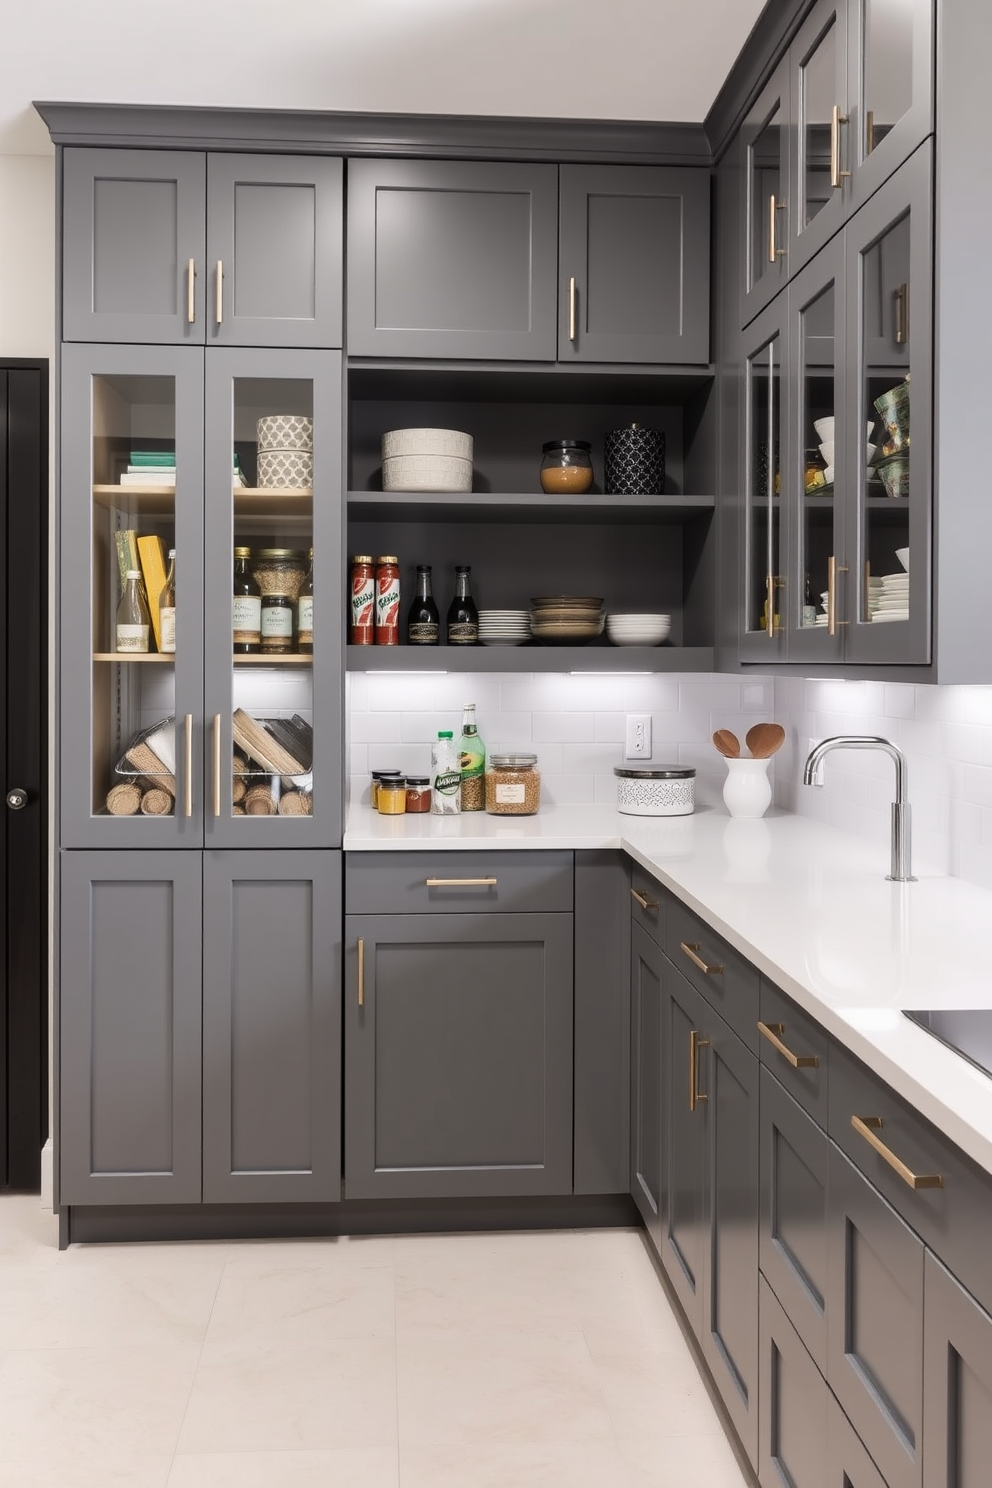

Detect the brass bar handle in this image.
[830,105,851,189]
[187,258,195,323]
[689,1029,710,1112]
[568,276,577,342]
[630,887,658,912]
[758,1021,820,1069]
[766,573,775,638]
[425,877,498,887]
[768,195,786,262]
[827,557,849,636]
[357,937,365,1008]
[680,941,723,976]
[895,283,909,346]
[864,559,872,619]
[215,260,223,325]
[866,110,875,157]
[851,1115,943,1190]
[213,713,221,818]
[183,714,193,818]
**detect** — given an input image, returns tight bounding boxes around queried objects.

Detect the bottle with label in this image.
[115,569,151,653]
[375,556,401,646]
[431,730,462,814]
[297,548,314,654]
[260,594,294,654]
[350,555,375,645]
[159,549,176,654]
[458,702,486,811]
[446,565,479,645]
[407,564,440,645]
[233,546,261,654]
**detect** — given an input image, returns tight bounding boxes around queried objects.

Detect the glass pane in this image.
[861,213,911,626]
[91,374,177,820]
[229,378,314,824]
[748,100,784,293]
[799,282,837,629]
[864,0,914,158]
[746,335,782,636]
[801,19,838,229]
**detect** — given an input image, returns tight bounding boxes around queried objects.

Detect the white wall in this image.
[0,153,54,361]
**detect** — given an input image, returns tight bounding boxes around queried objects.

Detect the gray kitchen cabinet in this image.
[346,158,558,361]
[59,850,203,1205]
[741,57,792,325]
[661,960,710,1329]
[344,894,573,1201]
[759,1271,830,1488]
[557,164,710,365]
[827,1393,891,1488]
[574,851,631,1197]
[62,147,342,347]
[826,1143,924,1488]
[630,920,665,1255]
[759,1067,830,1374]
[923,1253,992,1488]
[202,851,341,1204]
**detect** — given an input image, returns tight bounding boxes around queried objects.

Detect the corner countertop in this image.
[345,800,992,1177]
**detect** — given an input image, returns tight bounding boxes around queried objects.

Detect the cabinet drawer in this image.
[345,850,573,915]
[666,898,759,1052]
[629,865,665,946]
[830,1043,992,1320]
[759,979,829,1127]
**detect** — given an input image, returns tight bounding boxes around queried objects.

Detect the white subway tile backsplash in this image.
[532,711,596,743]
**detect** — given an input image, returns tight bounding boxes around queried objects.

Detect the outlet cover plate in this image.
[625,714,651,759]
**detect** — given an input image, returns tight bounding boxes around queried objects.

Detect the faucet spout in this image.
[801,735,915,882]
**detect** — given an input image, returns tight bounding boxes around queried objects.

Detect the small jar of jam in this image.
[377,778,407,815]
[540,440,593,495]
[404,777,431,813]
[370,769,402,808]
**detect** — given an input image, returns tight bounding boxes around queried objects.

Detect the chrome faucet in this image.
[803,735,915,882]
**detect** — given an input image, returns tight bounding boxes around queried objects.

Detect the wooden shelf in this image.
[93,652,313,666]
[93,485,312,519]
[233,653,312,666]
[350,644,713,673]
[92,652,173,663]
[347,490,715,525]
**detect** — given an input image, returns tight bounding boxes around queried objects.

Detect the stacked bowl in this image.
[529,596,604,645]
[605,612,671,646]
[256,415,313,489]
[381,428,473,492]
[478,609,530,646]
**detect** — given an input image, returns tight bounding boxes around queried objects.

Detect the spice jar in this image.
[540,440,593,495]
[404,777,431,813]
[260,593,294,654]
[350,555,375,645]
[485,754,540,815]
[370,769,402,808]
[377,777,407,815]
[374,556,401,646]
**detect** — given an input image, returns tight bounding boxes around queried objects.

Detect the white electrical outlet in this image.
[625,714,652,759]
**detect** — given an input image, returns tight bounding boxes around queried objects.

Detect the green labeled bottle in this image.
[458,702,486,811]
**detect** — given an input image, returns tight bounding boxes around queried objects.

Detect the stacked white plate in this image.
[605,612,671,646]
[873,570,910,622]
[477,609,530,646]
[529,596,605,644]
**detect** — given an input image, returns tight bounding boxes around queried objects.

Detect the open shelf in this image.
[348,491,715,525]
[93,652,174,663]
[94,652,313,665]
[350,644,713,674]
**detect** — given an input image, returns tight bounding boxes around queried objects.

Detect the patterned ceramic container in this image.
[614,765,695,816]
[256,414,313,452]
[604,424,666,495]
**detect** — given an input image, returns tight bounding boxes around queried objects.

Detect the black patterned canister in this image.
[604,423,666,495]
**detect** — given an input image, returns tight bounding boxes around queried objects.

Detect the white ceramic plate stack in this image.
[873,570,910,622]
[381,428,473,492]
[605,612,672,646]
[529,596,604,645]
[477,609,530,646]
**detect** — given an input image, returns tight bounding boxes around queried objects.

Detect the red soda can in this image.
[350,556,375,645]
[374,556,401,645]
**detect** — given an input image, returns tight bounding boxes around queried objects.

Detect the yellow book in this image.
[136,535,168,652]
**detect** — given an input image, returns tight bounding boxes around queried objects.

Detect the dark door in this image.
[2,362,48,1190]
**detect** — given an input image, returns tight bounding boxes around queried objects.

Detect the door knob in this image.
[6,787,28,810]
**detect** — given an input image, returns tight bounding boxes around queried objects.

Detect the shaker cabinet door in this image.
[558,165,710,364]
[346,158,558,360]
[630,921,665,1255]
[660,966,708,1330]
[62,148,206,344]
[922,1252,992,1488]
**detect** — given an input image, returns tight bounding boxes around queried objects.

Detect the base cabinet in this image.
[759,1273,830,1488]
[630,920,665,1254]
[923,1253,992,1488]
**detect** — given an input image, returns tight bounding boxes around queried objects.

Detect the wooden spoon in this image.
[745,722,785,758]
[712,728,741,758]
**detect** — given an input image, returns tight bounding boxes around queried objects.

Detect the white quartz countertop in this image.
[344,801,992,1177]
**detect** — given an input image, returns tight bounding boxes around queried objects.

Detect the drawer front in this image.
[830,1043,992,1319]
[629,864,666,946]
[666,897,759,1052]
[759,978,829,1127]
[346,850,573,915]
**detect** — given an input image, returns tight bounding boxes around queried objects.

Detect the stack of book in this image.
[118,452,249,487]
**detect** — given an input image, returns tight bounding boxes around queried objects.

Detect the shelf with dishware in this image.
[350,644,714,674]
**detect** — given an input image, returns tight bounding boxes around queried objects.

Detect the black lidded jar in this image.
[604,423,666,495]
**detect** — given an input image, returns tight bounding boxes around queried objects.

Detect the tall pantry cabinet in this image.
[56,150,345,1213]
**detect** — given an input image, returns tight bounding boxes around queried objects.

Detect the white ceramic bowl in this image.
[823,464,834,484]
[818,441,835,464]
[813,417,834,441]
[381,427,473,461]
[382,454,473,493]
[895,547,910,571]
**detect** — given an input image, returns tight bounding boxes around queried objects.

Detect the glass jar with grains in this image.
[485,754,541,815]
[540,440,593,495]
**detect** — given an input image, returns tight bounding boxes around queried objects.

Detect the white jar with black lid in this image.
[614,765,695,816]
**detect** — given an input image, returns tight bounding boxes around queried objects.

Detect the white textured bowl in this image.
[895,547,910,571]
[813,417,834,441]
[818,441,835,464]
[382,427,473,461]
[382,454,473,493]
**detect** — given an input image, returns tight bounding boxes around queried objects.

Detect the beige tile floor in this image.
[0,1195,752,1487]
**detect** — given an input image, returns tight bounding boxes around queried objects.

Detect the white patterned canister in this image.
[614,765,695,816]
[604,423,666,495]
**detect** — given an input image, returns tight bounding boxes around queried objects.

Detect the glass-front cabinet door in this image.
[849,0,933,207]
[741,307,787,661]
[845,145,932,665]
[791,0,849,276]
[741,61,791,326]
[61,343,205,848]
[203,349,342,847]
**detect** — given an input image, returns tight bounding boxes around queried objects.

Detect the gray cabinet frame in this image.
[923,1252,992,1488]
[630,920,664,1255]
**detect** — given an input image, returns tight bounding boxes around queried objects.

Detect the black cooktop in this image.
[903,1009,992,1082]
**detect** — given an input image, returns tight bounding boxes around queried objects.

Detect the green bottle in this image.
[458,702,486,812]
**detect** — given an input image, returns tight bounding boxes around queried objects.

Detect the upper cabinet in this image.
[61,148,343,348]
[740,0,933,324]
[346,158,710,365]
